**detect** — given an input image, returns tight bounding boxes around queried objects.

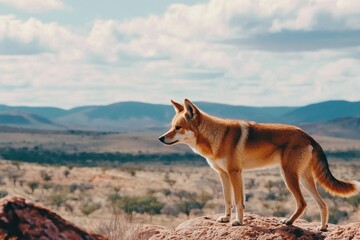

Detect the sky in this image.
[0,0,360,109]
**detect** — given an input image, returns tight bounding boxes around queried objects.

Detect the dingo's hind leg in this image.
[301,170,328,231]
[280,144,313,225]
[280,165,307,225]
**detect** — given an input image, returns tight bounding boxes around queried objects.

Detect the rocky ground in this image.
[1,196,359,240]
[147,214,360,240]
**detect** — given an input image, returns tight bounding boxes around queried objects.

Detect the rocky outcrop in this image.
[147,213,360,240]
[0,196,105,240]
[1,196,359,240]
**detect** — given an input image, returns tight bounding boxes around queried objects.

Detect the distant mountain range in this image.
[0,100,360,138]
[0,111,61,130]
[301,117,360,140]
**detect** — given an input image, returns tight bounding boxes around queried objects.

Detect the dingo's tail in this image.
[312,141,360,197]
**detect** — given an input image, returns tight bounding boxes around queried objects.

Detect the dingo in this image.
[159,99,360,231]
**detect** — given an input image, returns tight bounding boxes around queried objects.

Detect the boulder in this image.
[0,196,105,240]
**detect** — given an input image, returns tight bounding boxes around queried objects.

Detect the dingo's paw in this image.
[231,219,243,226]
[216,216,230,223]
[280,219,292,225]
[317,225,328,232]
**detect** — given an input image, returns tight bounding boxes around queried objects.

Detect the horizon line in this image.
[0,99,359,111]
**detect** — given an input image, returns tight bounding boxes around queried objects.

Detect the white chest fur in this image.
[206,158,228,172]
[188,142,228,172]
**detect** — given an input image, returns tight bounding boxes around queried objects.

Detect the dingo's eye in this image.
[175,126,182,130]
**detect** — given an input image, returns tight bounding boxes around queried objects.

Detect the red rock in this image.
[147,213,360,240]
[1,196,359,240]
[0,196,105,240]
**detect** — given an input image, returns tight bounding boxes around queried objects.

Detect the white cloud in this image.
[269,0,360,32]
[0,15,85,60]
[317,58,359,78]
[0,0,65,13]
[0,0,360,108]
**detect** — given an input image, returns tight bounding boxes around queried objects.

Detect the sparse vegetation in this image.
[80,201,101,216]
[7,168,23,186]
[121,165,139,176]
[196,191,212,210]
[0,176,5,185]
[108,193,122,205]
[0,147,205,167]
[64,203,74,213]
[0,134,358,230]
[161,203,179,217]
[329,208,349,224]
[107,193,122,211]
[265,180,274,193]
[121,196,164,215]
[176,200,201,219]
[40,170,53,182]
[27,181,39,194]
[94,213,151,240]
[63,169,70,177]
[2,145,359,168]
[69,183,79,193]
[346,195,360,211]
[174,190,195,201]
[164,173,176,188]
[162,188,171,198]
[48,193,67,209]
[326,150,360,161]
[273,205,288,217]
[266,192,277,201]
[0,190,8,198]
[78,183,94,192]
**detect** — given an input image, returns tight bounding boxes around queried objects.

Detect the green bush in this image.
[162,189,171,198]
[164,174,176,187]
[266,192,277,201]
[27,181,39,194]
[0,147,206,167]
[174,190,195,201]
[40,170,52,182]
[196,191,212,209]
[121,166,138,176]
[80,202,101,216]
[161,204,179,217]
[108,193,122,204]
[69,183,79,193]
[48,193,66,209]
[78,183,94,192]
[121,196,164,215]
[63,169,70,177]
[273,209,288,217]
[346,195,360,211]
[0,190,8,198]
[273,205,288,218]
[329,208,348,224]
[175,200,201,218]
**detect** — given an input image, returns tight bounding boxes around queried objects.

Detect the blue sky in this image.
[0,0,359,108]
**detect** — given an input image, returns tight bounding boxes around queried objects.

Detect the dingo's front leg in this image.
[217,170,232,223]
[229,170,244,226]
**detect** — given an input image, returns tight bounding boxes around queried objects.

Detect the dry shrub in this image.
[94,213,152,240]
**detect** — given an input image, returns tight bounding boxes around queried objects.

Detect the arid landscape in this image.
[0,129,359,233]
[2,0,360,238]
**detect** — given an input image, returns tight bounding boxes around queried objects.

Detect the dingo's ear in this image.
[184,99,198,121]
[171,100,184,113]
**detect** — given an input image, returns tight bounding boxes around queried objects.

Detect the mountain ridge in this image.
[0,100,359,135]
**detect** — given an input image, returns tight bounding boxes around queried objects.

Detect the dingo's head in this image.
[159,99,200,146]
